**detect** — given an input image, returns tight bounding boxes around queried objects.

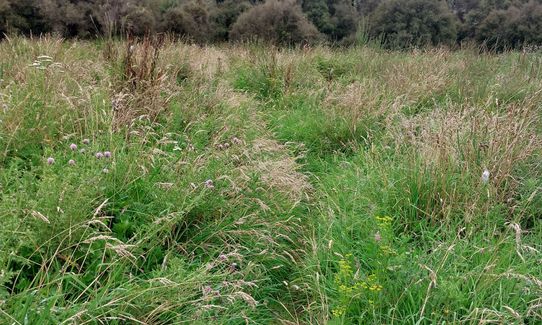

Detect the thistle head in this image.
[82,138,90,145]
[104,151,111,158]
[47,157,55,165]
[70,143,77,151]
[95,152,104,159]
[68,159,76,165]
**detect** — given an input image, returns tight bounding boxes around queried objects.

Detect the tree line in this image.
[1,0,541,49]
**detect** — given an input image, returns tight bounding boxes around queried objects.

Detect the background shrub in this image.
[370,0,458,48]
[230,0,320,45]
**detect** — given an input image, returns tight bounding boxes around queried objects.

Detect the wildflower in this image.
[104,151,112,158]
[70,143,77,151]
[47,157,55,165]
[68,159,76,165]
[232,137,242,145]
[482,169,490,183]
[229,262,237,272]
[218,254,227,261]
[80,148,86,154]
[102,168,109,174]
[82,138,90,145]
[202,286,213,296]
[96,152,104,159]
[332,305,346,317]
[217,144,224,150]
[224,142,230,149]
[190,182,197,190]
[205,179,215,189]
[374,231,382,242]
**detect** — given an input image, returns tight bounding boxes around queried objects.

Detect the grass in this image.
[0,36,541,324]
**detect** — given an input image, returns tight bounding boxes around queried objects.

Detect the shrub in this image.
[122,5,156,36]
[161,0,211,43]
[302,0,358,41]
[210,0,254,41]
[474,1,542,49]
[370,0,458,48]
[230,0,321,45]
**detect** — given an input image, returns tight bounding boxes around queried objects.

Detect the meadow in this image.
[0,36,541,324]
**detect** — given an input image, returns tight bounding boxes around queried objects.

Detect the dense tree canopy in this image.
[230,0,320,45]
[0,0,541,49]
[371,0,457,48]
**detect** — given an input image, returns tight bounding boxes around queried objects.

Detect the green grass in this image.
[0,37,541,324]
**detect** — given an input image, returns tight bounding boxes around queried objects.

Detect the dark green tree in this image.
[161,0,212,43]
[209,0,254,41]
[302,0,358,41]
[370,0,458,48]
[472,0,542,49]
[230,0,321,45]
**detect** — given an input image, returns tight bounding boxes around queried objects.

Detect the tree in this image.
[370,0,458,48]
[302,0,358,41]
[210,0,254,41]
[124,6,156,36]
[162,0,212,43]
[230,0,320,45]
[473,0,542,49]
[2,0,49,36]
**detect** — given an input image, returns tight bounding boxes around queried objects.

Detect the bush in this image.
[230,0,321,45]
[161,0,211,43]
[302,0,358,41]
[370,0,458,48]
[122,5,156,36]
[210,0,254,42]
[474,1,542,49]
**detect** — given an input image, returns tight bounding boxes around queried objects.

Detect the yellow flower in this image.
[332,305,346,317]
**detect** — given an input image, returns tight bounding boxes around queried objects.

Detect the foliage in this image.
[302,0,358,41]
[0,35,542,324]
[1,0,542,49]
[230,0,320,45]
[370,0,458,48]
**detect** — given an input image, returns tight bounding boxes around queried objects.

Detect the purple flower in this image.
[104,151,111,158]
[232,137,242,145]
[205,179,215,189]
[374,231,382,242]
[70,143,77,151]
[68,159,76,165]
[95,152,104,159]
[82,139,90,145]
[47,157,55,165]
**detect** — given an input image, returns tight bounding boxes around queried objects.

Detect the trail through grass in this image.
[0,37,541,324]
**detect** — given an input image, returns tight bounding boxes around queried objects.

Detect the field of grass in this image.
[0,36,541,324]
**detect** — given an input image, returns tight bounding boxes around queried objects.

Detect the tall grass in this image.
[0,36,541,324]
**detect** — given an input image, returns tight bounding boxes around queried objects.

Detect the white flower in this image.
[481,169,490,183]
